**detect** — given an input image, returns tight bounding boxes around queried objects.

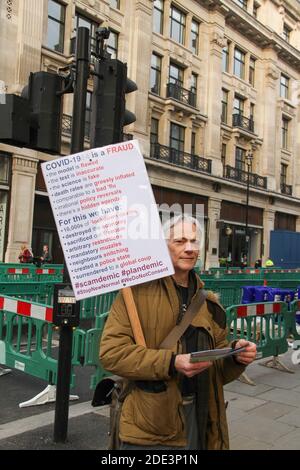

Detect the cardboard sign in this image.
[42,141,174,300]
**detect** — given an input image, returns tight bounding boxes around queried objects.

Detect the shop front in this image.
[219,201,263,267]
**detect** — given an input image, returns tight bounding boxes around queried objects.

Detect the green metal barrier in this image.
[288,300,300,341]
[0,282,55,304]
[84,312,111,389]
[0,295,85,386]
[226,301,289,363]
[204,279,261,307]
[80,291,118,320]
[0,264,64,282]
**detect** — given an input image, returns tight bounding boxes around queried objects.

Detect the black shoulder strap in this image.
[159,289,208,349]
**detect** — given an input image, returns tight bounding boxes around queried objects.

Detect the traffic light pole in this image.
[54,27,90,444]
[53,323,73,443]
[71,27,90,154]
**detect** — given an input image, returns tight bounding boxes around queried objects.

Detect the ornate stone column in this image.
[205,14,225,176]
[125,0,153,155]
[260,53,280,191]
[13,0,44,92]
[5,152,38,262]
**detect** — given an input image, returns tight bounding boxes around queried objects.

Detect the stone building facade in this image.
[1,0,300,267]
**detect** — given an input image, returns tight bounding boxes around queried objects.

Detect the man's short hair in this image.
[162,214,201,241]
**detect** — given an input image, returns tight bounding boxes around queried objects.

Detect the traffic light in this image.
[22,72,64,154]
[0,94,30,144]
[90,58,137,147]
[0,72,64,154]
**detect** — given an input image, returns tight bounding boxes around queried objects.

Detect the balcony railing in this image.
[224,165,267,189]
[232,113,255,133]
[150,143,212,174]
[167,83,197,108]
[62,114,91,140]
[62,114,133,143]
[281,183,292,196]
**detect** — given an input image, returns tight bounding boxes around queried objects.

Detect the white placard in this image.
[42,140,174,300]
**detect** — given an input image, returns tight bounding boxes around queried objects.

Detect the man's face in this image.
[167,221,200,274]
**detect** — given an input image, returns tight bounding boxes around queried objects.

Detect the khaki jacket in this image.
[100,275,245,449]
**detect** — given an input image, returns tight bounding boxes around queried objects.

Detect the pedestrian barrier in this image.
[0,264,64,282]
[204,279,262,307]
[84,311,111,390]
[0,294,86,406]
[80,291,118,320]
[0,282,55,304]
[288,300,300,342]
[226,301,294,384]
[2,279,300,403]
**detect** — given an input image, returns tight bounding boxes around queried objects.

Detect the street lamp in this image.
[244,150,253,265]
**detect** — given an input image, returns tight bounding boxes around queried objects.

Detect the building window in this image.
[234,48,245,79]
[282,118,289,150]
[236,0,247,9]
[153,0,164,35]
[169,62,184,87]
[150,53,162,95]
[47,0,65,53]
[170,5,186,45]
[221,143,227,167]
[280,74,289,99]
[191,132,196,155]
[233,95,244,116]
[190,73,197,107]
[250,103,255,122]
[190,20,199,55]
[151,118,159,145]
[0,153,10,184]
[222,43,229,73]
[107,30,118,58]
[253,2,259,18]
[170,123,185,152]
[221,89,228,124]
[235,147,246,171]
[72,12,99,55]
[109,0,120,9]
[280,163,287,186]
[283,24,291,42]
[249,57,255,86]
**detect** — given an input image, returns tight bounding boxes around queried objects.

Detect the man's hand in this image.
[234,339,257,365]
[175,354,212,378]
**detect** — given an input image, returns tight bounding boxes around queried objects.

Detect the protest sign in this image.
[42,140,174,300]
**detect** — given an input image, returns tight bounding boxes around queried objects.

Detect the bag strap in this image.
[159,289,208,349]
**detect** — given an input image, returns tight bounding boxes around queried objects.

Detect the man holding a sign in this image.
[100,216,256,450]
[101,214,256,450]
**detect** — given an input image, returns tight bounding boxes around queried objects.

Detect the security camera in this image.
[96,27,110,40]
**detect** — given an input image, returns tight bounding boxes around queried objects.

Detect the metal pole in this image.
[53,27,90,443]
[245,154,252,264]
[71,27,90,154]
[245,165,250,262]
[53,323,73,443]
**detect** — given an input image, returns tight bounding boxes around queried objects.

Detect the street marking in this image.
[0,401,108,440]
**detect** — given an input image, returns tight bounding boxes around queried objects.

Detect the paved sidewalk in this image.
[225,348,300,450]
[0,348,299,450]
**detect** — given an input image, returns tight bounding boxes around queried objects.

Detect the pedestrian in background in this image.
[18,244,33,263]
[40,244,52,264]
[265,257,274,267]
